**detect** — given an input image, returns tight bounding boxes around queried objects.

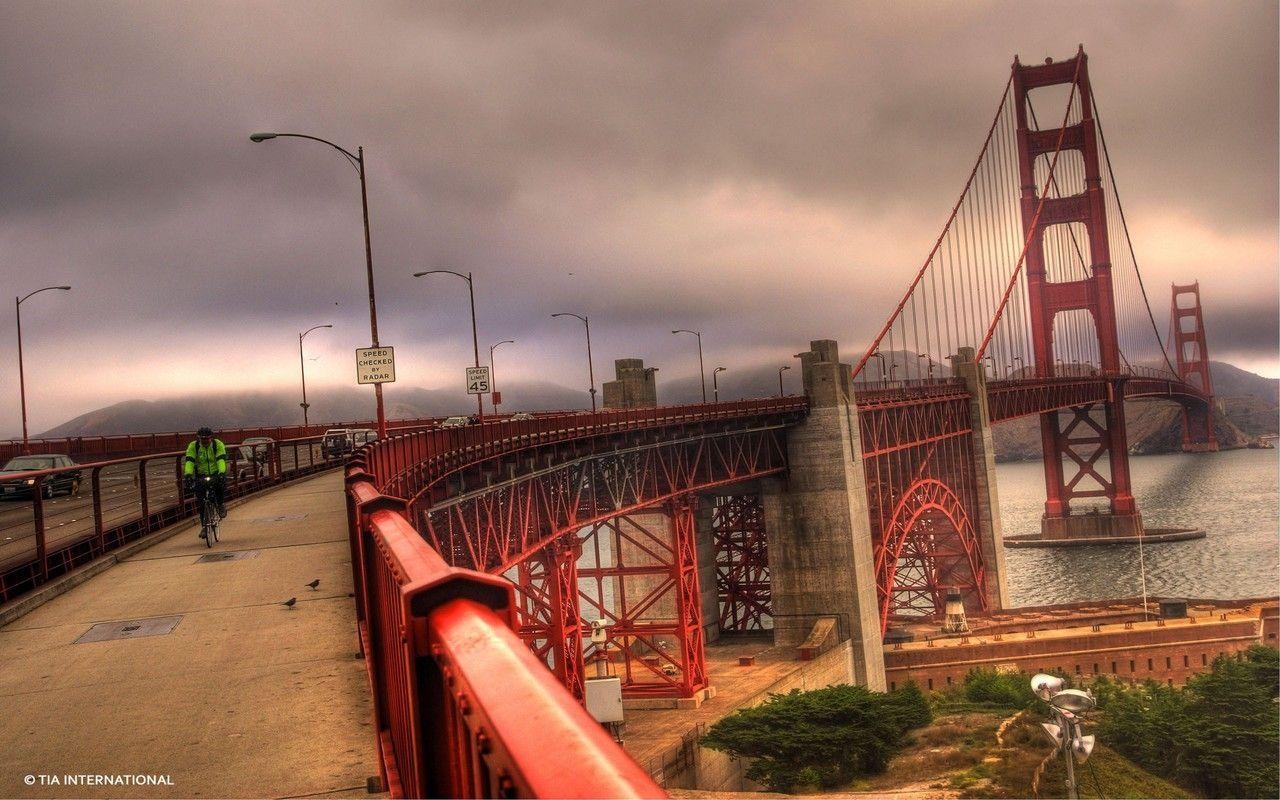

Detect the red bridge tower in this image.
[1013,48,1142,540]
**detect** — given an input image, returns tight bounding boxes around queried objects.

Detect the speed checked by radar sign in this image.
[356,347,396,384]
[466,366,490,394]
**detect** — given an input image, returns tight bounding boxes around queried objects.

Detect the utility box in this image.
[584,676,624,723]
[1159,598,1188,619]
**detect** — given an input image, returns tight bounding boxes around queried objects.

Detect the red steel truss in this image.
[421,427,789,575]
[872,478,984,632]
[858,394,988,630]
[513,501,709,699]
[1169,282,1218,450]
[711,494,772,632]
[1013,50,1136,518]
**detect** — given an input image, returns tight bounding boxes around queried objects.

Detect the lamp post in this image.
[1013,355,1024,378]
[15,285,71,453]
[249,131,386,438]
[1031,675,1097,800]
[712,366,726,404]
[917,353,936,380]
[671,329,706,403]
[298,324,333,429]
[414,269,483,419]
[778,365,791,397]
[552,313,596,412]
[983,355,996,378]
[489,339,515,414]
[870,351,887,385]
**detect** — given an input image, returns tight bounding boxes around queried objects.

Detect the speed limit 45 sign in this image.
[466,366,491,394]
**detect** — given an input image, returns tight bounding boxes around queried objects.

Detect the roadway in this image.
[0,470,381,799]
[0,446,330,575]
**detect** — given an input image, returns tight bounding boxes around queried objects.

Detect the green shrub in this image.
[962,668,1038,709]
[1097,650,1280,798]
[701,683,933,792]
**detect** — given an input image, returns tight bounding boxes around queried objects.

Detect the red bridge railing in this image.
[347,473,664,799]
[0,436,333,603]
[343,399,809,798]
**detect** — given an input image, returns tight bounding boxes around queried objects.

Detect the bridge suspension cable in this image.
[857,54,1183,386]
[851,75,1030,384]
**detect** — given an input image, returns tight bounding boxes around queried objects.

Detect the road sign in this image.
[466,366,490,394]
[356,347,396,385]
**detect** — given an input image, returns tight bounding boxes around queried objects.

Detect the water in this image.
[998,449,1279,606]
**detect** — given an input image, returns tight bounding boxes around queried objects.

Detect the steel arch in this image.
[873,477,986,633]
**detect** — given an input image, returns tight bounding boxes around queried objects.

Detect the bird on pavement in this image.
[306,579,320,590]
[283,597,297,610]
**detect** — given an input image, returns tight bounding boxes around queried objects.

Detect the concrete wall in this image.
[602,358,658,409]
[762,340,886,690]
[884,617,1261,690]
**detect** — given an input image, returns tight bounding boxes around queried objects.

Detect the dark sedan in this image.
[0,454,82,499]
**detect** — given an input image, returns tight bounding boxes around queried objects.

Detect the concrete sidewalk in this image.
[0,470,381,799]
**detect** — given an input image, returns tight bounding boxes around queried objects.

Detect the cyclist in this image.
[183,426,228,535]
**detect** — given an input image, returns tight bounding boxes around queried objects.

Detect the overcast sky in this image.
[1,0,1276,437]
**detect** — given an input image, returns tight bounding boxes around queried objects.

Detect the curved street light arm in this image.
[250,132,361,173]
[18,285,72,306]
[301,323,333,340]
[413,269,471,284]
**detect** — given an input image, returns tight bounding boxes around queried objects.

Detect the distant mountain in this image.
[37,381,588,438]
[32,359,1278,457]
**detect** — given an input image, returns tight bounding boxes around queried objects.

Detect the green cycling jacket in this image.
[183,439,228,476]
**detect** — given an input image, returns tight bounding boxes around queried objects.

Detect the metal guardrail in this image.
[342,400,811,799]
[0,436,334,603]
[345,474,664,799]
[0,415,458,462]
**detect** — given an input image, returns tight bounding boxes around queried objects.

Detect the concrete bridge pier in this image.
[950,347,1010,611]
[761,340,886,690]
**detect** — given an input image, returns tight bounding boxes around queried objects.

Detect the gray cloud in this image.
[0,0,1275,435]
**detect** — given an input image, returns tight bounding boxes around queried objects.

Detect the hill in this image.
[38,382,587,437]
[32,360,1277,457]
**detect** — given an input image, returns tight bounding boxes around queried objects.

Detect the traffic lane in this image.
[0,479,187,573]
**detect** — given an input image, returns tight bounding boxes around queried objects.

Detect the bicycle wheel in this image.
[203,497,216,547]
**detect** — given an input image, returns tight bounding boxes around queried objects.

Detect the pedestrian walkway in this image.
[0,471,380,799]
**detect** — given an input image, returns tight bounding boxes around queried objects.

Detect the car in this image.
[320,428,352,459]
[509,412,535,421]
[440,416,470,429]
[349,428,378,447]
[236,437,274,479]
[0,454,82,499]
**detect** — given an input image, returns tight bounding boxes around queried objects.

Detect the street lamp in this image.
[712,366,726,403]
[870,351,887,385]
[778,365,791,397]
[249,131,386,438]
[671,329,706,404]
[298,324,333,429]
[1031,674,1097,800]
[414,269,483,419]
[917,353,935,380]
[552,313,597,412]
[489,339,515,414]
[1013,355,1025,378]
[15,285,71,453]
[983,355,996,378]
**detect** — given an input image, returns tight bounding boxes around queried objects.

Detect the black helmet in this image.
[197,426,214,438]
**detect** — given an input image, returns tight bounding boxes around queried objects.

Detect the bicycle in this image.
[193,475,222,547]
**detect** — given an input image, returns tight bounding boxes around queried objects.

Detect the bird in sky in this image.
[283,597,297,609]
[306,579,320,590]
